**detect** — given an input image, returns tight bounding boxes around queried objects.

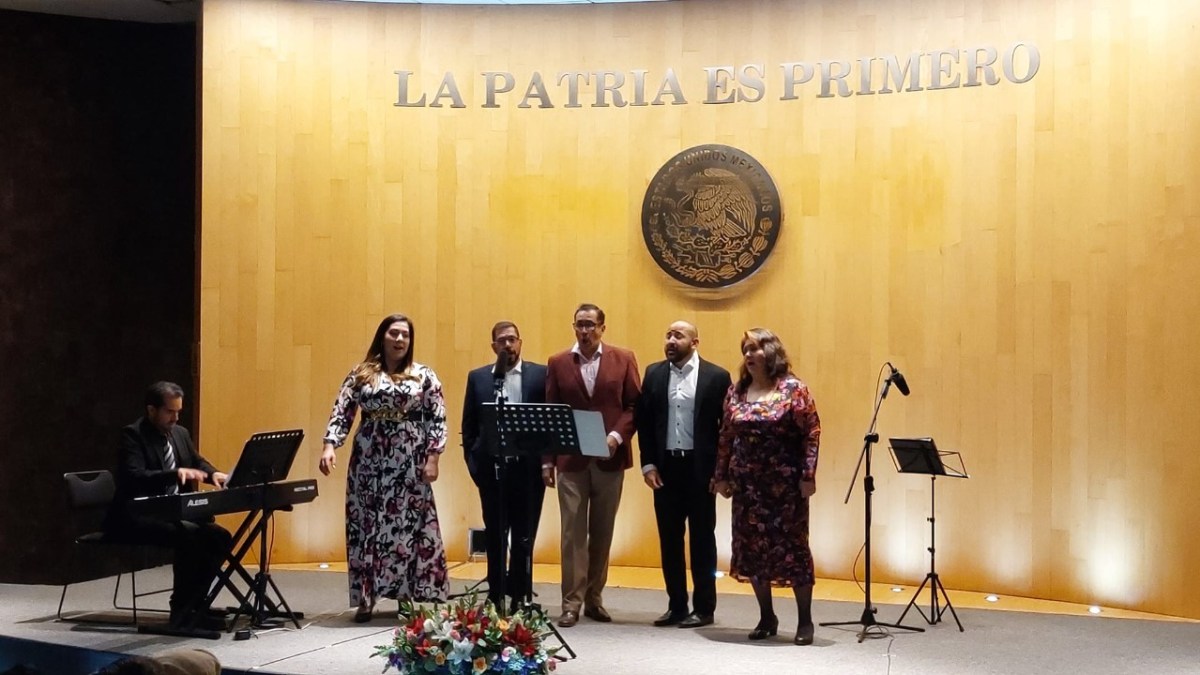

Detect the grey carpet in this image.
[4,568,1198,675]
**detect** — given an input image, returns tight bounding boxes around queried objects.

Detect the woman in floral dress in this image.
[712,327,821,645]
[319,313,450,622]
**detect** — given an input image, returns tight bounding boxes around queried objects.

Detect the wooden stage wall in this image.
[198,0,1200,618]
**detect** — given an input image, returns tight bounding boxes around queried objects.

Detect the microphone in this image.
[888,364,911,396]
[493,350,510,381]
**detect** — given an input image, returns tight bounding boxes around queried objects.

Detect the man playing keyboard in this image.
[104,381,232,631]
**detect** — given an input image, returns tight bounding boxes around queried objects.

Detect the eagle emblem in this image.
[642,145,781,288]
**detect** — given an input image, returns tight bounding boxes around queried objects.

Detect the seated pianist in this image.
[103,381,233,631]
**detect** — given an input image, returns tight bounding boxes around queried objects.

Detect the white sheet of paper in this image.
[572,410,610,458]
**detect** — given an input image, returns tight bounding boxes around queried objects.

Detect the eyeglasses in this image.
[573,321,600,331]
[492,336,521,345]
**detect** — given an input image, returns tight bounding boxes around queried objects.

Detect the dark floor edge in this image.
[0,634,267,675]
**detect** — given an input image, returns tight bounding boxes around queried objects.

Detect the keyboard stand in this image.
[216,497,304,631]
[128,478,317,638]
[134,506,290,640]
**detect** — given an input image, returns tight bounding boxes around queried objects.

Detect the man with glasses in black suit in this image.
[462,322,548,615]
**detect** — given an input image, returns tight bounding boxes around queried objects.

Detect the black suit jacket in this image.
[636,357,732,484]
[106,417,219,528]
[461,360,548,485]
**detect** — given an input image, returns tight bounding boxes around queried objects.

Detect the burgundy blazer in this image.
[544,343,642,472]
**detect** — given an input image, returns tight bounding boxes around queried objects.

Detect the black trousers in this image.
[476,456,546,609]
[108,517,232,617]
[653,454,718,616]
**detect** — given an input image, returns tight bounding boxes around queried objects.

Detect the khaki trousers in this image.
[556,460,625,613]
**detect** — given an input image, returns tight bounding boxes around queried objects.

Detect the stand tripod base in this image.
[896,573,964,632]
[517,602,576,661]
[229,572,303,631]
[448,578,489,600]
[821,607,925,643]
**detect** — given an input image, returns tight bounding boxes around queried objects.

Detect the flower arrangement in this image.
[373,595,560,674]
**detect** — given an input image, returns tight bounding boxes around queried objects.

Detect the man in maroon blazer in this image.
[542,303,641,627]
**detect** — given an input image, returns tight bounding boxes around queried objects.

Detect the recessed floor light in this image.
[1088,605,1102,614]
[985,594,1000,602]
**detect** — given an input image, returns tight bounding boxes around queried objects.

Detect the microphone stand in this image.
[492,372,510,615]
[451,365,508,606]
[820,366,923,641]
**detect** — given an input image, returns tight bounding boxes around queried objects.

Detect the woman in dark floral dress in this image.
[712,327,821,645]
[319,313,450,622]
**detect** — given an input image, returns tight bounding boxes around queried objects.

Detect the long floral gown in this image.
[324,363,450,606]
[713,375,821,587]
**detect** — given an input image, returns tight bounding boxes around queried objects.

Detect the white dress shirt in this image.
[643,350,700,475]
[571,341,603,397]
[495,359,524,404]
[665,350,699,451]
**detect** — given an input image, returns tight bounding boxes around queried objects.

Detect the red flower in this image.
[503,623,537,656]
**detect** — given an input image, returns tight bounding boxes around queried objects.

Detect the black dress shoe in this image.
[794,622,815,645]
[169,610,226,632]
[653,610,688,627]
[583,605,612,623]
[678,613,714,628]
[748,615,779,640]
[557,611,579,627]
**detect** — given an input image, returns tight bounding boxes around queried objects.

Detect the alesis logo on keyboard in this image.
[294,485,315,492]
[186,497,209,507]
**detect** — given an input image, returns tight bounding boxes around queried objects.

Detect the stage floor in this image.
[4,563,1198,675]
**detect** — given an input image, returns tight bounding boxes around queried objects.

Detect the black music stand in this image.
[888,437,967,632]
[216,429,306,632]
[225,430,303,488]
[480,400,582,661]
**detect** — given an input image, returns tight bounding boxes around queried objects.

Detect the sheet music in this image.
[572,410,610,458]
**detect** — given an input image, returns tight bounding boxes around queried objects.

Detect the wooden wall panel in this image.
[200,0,1200,617]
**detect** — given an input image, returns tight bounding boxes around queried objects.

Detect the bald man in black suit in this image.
[637,321,732,628]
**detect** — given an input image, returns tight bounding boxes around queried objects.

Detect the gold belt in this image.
[364,409,411,422]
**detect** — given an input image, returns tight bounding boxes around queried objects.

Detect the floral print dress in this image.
[714,375,821,587]
[324,363,450,606]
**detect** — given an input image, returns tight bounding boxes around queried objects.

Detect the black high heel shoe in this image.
[748,616,779,640]
[353,601,375,623]
[794,622,815,645]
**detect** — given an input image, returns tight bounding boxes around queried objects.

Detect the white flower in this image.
[450,637,474,664]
